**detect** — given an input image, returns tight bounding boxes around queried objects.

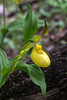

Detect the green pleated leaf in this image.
[0,49,10,71]
[0,49,11,87]
[28,64,46,96]
[8,19,24,31]
[14,62,28,73]
[14,62,46,96]
[23,8,37,42]
[0,65,11,88]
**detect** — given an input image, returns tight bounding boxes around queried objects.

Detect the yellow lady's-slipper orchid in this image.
[13,0,23,3]
[31,45,50,67]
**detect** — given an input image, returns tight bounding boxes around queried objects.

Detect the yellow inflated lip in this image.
[31,48,50,68]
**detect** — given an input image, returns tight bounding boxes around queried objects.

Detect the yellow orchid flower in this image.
[13,0,23,4]
[31,44,50,67]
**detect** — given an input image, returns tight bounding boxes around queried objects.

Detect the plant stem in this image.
[3,0,6,28]
[16,3,22,14]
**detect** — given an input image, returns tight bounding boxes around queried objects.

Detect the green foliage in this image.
[1,28,8,37]
[0,28,8,48]
[0,49,10,72]
[23,8,37,42]
[0,49,11,87]
[4,38,16,49]
[39,8,51,18]
[54,21,65,28]
[0,65,11,88]
[14,63,46,96]
[28,64,46,96]
[46,0,67,14]
[8,19,24,31]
